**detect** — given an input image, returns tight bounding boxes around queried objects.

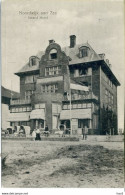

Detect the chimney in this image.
[70,35,76,48]
[49,40,55,44]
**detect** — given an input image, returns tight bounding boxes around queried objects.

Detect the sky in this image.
[1,0,124,129]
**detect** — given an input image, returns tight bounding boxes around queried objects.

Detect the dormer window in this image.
[31,58,36,66]
[49,49,57,60]
[79,46,89,58]
[29,56,39,66]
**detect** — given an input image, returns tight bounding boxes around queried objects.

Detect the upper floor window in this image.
[25,75,38,83]
[103,71,113,88]
[79,47,89,58]
[105,88,114,105]
[29,56,39,66]
[79,67,88,76]
[105,89,108,104]
[31,58,36,66]
[10,106,32,113]
[45,66,61,76]
[49,49,57,60]
[25,90,34,100]
[29,57,36,66]
[35,103,45,109]
[41,84,58,93]
[25,75,34,83]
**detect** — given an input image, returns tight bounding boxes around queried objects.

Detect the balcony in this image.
[72,93,98,101]
[64,92,98,101]
[10,99,31,105]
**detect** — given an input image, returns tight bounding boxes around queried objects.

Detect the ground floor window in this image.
[60,120,70,128]
[33,119,44,129]
[11,121,30,128]
[78,119,89,128]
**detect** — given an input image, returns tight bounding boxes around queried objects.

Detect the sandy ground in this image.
[2,138,124,188]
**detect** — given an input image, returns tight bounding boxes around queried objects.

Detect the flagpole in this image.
[68,69,72,135]
[69,86,72,135]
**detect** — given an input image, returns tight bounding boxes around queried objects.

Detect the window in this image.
[45,66,61,76]
[73,94,78,100]
[11,108,16,113]
[18,107,23,112]
[31,58,36,66]
[63,105,68,110]
[25,75,38,83]
[34,75,38,82]
[15,108,19,112]
[39,104,45,109]
[41,84,58,93]
[79,67,88,76]
[105,88,113,105]
[51,53,57,59]
[72,104,77,109]
[22,107,26,112]
[104,73,113,88]
[79,47,89,58]
[27,106,31,111]
[78,94,82,99]
[78,104,82,108]
[25,76,34,83]
[105,89,108,104]
[87,103,91,108]
[49,49,57,59]
[82,103,86,108]
[108,92,111,104]
[35,104,39,109]
[25,90,34,99]
[78,120,82,128]
[29,57,38,66]
[34,103,45,109]
[111,95,114,105]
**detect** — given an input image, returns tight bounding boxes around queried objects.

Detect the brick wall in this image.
[20,76,36,99]
[39,43,69,78]
[100,68,117,113]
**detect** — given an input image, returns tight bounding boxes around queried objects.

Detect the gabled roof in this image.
[15,43,101,75]
[1,86,20,99]
[15,62,39,75]
[15,51,44,75]
[14,42,120,86]
[62,42,101,65]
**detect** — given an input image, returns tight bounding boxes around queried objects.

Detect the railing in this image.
[64,92,98,101]
[10,99,31,105]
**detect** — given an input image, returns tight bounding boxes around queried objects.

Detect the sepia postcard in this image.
[1,0,124,194]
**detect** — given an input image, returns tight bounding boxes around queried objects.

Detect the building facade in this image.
[8,35,120,135]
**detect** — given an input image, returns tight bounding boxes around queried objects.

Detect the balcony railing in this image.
[64,92,98,101]
[10,99,31,105]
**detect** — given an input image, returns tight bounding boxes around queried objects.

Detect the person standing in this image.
[44,125,49,137]
[82,127,85,140]
[35,127,41,140]
[32,129,36,141]
[82,125,88,140]
[84,125,88,140]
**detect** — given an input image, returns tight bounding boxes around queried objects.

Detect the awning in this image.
[30,109,45,120]
[60,109,91,120]
[7,112,30,122]
[70,83,89,91]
